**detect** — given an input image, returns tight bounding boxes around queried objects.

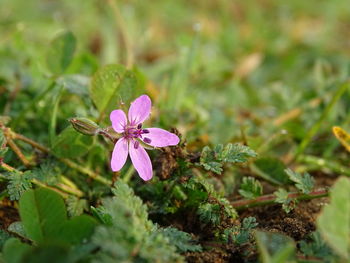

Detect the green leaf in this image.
[19,188,97,245]
[255,231,296,263]
[7,171,32,201]
[52,126,93,158]
[66,196,88,217]
[220,143,257,163]
[90,64,141,118]
[30,161,60,186]
[223,217,258,245]
[0,229,11,250]
[252,157,289,185]
[2,238,33,263]
[317,177,350,259]
[158,227,202,252]
[56,74,90,95]
[274,188,296,213]
[197,203,221,225]
[46,31,76,75]
[299,232,335,261]
[8,222,27,239]
[285,168,314,194]
[19,188,67,244]
[61,215,97,244]
[22,244,71,263]
[92,181,183,262]
[200,143,257,174]
[238,177,263,199]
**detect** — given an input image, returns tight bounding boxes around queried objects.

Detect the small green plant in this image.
[285,168,315,194]
[222,217,258,244]
[238,177,263,199]
[200,143,257,174]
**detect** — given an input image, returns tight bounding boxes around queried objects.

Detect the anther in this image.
[143,137,152,144]
[142,129,150,134]
[134,140,140,149]
[137,123,142,129]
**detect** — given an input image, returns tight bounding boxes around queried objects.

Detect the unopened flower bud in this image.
[69,117,100,136]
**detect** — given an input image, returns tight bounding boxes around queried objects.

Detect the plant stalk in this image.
[231,188,328,210]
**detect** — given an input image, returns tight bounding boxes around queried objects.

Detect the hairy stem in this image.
[231,188,328,210]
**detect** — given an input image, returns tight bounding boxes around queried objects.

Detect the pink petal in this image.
[110,109,127,133]
[143,128,180,147]
[128,95,151,125]
[111,138,129,171]
[129,140,153,181]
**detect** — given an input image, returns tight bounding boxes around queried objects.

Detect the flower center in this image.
[123,123,151,148]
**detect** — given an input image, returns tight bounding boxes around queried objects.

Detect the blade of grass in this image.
[295,81,349,159]
[49,86,63,146]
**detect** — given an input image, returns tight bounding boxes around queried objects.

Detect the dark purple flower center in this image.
[123,124,151,148]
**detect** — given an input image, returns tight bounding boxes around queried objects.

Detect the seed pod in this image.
[69,117,100,136]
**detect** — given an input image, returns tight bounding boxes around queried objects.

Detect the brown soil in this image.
[240,198,327,241]
[0,202,19,230]
[183,173,335,263]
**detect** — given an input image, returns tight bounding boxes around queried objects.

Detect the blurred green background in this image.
[1,0,350,156]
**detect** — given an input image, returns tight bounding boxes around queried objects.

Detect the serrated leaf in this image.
[91,181,183,262]
[7,171,32,201]
[299,232,335,261]
[285,168,314,194]
[66,196,88,217]
[197,203,221,225]
[8,222,27,239]
[158,227,202,252]
[317,177,350,260]
[220,143,257,163]
[52,126,93,158]
[239,176,263,199]
[30,161,60,186]
[200,143,257,174]
[90,64,141,118]
[46,31,76,75]
[274,188,295,213]
[223,217,258,244]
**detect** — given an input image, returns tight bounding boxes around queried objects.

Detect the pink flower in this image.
[110,95,180,181]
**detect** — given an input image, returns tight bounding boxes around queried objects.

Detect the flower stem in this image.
[11,130,112,185]
[6,138,31,167]
[231,188,328,210]
[0,162,70,198]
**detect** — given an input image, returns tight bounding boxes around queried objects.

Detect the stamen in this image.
[143,137,152,144]
[142,129,150,134]
[137,123,142,129]
[134,140,140,149]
